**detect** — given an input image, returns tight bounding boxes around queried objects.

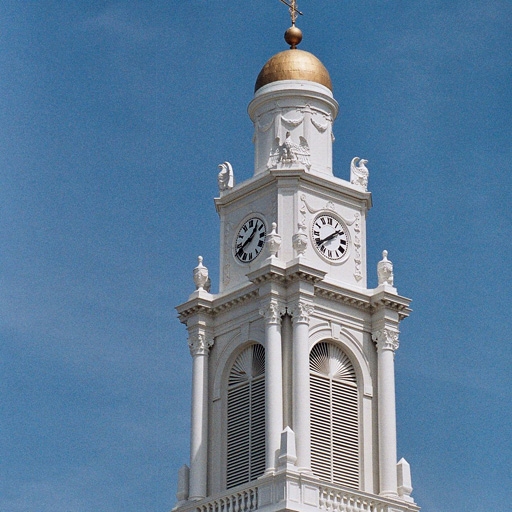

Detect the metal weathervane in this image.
[278,0,303,25]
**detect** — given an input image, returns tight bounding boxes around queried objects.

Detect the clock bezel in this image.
[311,212,350,263]
[233,216,267,264]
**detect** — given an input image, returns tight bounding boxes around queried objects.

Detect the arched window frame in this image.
[225,343,266,489]
[309,340,361,489]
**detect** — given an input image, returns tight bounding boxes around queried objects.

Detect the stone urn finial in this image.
[377,250,394,287]
[266,222,282,258]
[193,256,209,291]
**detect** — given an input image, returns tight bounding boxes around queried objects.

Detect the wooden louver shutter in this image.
[226,344,266,488]
[310,342,359,488]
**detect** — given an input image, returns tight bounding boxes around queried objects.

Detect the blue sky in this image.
[1,1,511,511]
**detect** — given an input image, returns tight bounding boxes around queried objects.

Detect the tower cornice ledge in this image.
[214,166,372,212]
[314,282,373,312]
[247,261,326,287]
[177,285,263,323]
[370,288,412,320]
[314,282,412,320]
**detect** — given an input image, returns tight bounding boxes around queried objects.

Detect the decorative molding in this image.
[352,213,362,282]
[299,195,308,226]
[372,328,400,352]
[281,112,305,127]
[310,115,329,133]
[188,332,214,356]
[301,195,344,217]
[292,223,308,256]
[256,115,275,133]
[315,287,372,312]
[259,299,285,325]
[294,196,308,256]
[289,300,314,325]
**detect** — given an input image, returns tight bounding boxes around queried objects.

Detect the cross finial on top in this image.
[278,0,303,25]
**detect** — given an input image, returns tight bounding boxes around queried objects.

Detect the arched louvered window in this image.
[310,342,359,488]
[226,344,266,489]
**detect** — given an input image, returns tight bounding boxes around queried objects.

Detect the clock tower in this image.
[174,16,420,512]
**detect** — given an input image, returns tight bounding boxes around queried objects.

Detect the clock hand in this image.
[318,230,343,245]
[241,225,258,249]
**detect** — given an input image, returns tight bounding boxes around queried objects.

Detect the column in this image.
[372,328,399,497]
[290,300,314,472]
[259,299,284,473]
[188,332,213,500]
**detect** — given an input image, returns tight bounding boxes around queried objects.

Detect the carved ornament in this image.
[259,299,285,325]
[293,223,308,256]
[352,213,362,282]
[350,157,369,191]
[267,132,311,169]
[217,162,235,192]
[188,332,214,356]
[290,300,314,324]
[372,328,400,352]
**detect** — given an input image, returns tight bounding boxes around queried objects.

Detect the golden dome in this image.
[254,48,332,92]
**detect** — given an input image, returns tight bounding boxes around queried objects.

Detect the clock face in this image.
[312,214,349,261]
[234,217,267,263]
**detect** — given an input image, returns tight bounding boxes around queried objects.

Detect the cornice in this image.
[214,167,372,212]
[247,260,326,286]
[315,283,372,313]
[315,282,412,320]
[176,285,260,324]
[177,271,411,324]
[370,288,412,320]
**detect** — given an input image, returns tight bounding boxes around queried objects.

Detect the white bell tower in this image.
[174,13,420,512]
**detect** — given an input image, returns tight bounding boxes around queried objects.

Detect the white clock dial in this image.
[234,217,267,263]
[312,214,349,261]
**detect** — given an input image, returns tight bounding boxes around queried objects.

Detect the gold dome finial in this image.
[278,0,303,25]
[279,0,303,48]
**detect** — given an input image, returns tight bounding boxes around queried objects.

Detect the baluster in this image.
[319,490,326,510]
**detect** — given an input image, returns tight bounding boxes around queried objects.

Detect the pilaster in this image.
[289,298,315,473]
[188,327,214,500]
[259,298,286,473]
